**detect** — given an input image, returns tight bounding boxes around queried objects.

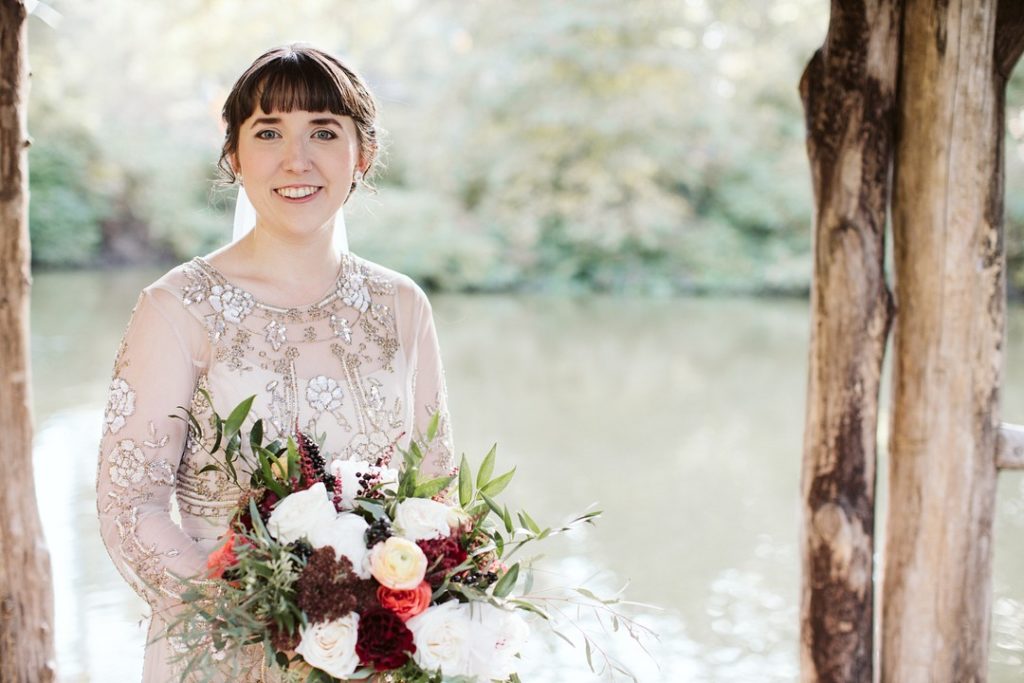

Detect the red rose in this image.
[206,529,239,579]
[377,581,432,621]
[355,607,415,671]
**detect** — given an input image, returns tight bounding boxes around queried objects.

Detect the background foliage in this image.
[25,0,1024,294]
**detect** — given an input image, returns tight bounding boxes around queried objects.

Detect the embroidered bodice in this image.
[96,252,454,681]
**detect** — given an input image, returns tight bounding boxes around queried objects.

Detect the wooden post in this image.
[880,1,1024,680]
[798,2,900,681]
[0,1,56,681]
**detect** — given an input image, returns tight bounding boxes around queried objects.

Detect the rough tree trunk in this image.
[798,1,900,681]
[880,0,1024,680]
[0,1,56,681]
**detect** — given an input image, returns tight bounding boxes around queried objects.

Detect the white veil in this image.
[231,186,350,253]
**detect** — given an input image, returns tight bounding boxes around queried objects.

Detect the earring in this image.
[237,173,244,186]
[354,170,364,183]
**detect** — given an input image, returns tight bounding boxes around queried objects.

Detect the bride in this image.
[96,43,455,682]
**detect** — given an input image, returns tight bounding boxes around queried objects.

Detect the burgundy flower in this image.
[355,607,415,670]
[296,548,377,623]
[416,536,468,587]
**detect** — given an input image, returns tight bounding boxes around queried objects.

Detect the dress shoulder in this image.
[351,254,426,299]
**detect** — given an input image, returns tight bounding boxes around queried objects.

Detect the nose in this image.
[282,138,312,173]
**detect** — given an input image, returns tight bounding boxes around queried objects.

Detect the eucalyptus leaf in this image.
[510,598,548,620]
[426,410,440,441]
[494,531,505,557]
[458,454,473,508]
[414,474,456,499]
[502,504,514,534]
[519,509,542,535]
[493,562,519,598]
[249,419,263,450]
[480,467,516,497]
[224,394,255,438]
[408,440,424,466]
[476,443,497,487]
[480,491,503,518]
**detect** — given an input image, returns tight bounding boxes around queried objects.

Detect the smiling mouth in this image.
[274,186,322,199]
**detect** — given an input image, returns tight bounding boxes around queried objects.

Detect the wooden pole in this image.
[798,2,900,681]
[880,0,1024,679]
[0,1,56,680]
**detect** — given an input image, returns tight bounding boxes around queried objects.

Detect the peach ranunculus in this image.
[377,581,432,621]
[368,537,427,590]
[207,529,240,579]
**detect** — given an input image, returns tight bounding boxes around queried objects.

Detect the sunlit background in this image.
[22,1,1024,681]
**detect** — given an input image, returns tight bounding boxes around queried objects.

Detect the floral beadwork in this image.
[307,375,345,413]
[181,268,208,306]
[338,271,371,313]
[103,377,136,434]
[264,319,288,351]
[330,314,353,344]
[107,438,147,487]
[346,430,394,463]
[209,283,255,324]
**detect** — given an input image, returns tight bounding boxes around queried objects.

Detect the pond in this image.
[29,267,1024,682]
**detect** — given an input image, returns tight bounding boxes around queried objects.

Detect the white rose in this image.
[378,467,400,494]
[446,506,472,530]
[329,459,399,509]
[295,614,360,679]
[407,602,473,678]
[267,482,336,545]
[466,603,530,680]
[394,497,452,541]
[307,512,371,579]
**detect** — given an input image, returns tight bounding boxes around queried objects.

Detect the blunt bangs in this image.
[233,52,355,124]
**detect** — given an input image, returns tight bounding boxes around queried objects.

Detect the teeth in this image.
[275,186,319,199]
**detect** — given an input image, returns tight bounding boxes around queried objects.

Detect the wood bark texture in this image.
[880,0,1023,679]
[0,1,56,681]
[798,1,900,681]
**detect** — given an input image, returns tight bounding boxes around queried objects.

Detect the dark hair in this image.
[217,43,381,198]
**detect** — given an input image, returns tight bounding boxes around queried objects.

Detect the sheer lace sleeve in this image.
[96,284,210,609]
[407,286,455,481]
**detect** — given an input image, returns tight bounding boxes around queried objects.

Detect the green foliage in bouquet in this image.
[163,395,653,683]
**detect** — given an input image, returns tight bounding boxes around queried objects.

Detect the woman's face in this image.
[232,108,364,241]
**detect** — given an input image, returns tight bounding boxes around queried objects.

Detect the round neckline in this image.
[192,253,354,312]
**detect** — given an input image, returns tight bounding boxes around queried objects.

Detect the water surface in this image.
[30,267,1024,681]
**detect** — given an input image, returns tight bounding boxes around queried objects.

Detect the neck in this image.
[243,213,349,284]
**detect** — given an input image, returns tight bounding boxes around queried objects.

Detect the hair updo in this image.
[217,43,381,198]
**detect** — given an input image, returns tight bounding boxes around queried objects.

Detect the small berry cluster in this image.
[291,539,314,564]
[364,518,393,548]
[451,569,499,589]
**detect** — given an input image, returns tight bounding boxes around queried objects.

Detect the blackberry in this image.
[453,569,498,589]
[291,540,314,564]
[364,518,393,548]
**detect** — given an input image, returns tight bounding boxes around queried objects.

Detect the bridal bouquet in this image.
[164,394,645,683]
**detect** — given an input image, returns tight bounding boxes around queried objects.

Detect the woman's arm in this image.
[408,288,455,482]
[96,286,210,608]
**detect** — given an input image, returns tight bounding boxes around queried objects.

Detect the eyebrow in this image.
[249,116,344,128]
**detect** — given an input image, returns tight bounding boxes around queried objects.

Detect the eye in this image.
[313,129,337,141]
[255,129,279,140]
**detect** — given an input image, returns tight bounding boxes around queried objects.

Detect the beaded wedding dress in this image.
[96,252,454,682]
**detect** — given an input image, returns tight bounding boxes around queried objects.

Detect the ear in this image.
[229,153,241,176]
